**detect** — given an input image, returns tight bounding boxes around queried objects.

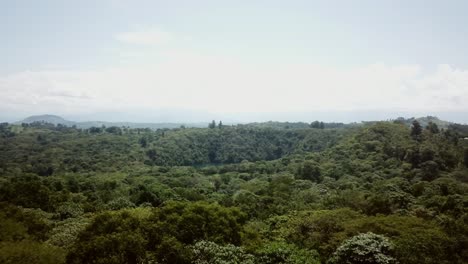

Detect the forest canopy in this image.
[0,118,467,263]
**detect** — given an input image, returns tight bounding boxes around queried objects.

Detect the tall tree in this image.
[411,120,422,139]
[319,122,325,129]
[208,120,216,129]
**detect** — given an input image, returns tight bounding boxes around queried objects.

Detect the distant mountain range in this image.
[14,114,455,130]
[16,114,209,129]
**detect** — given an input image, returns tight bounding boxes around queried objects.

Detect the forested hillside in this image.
[0,120,467,263]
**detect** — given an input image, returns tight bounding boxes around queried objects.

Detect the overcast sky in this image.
[1,0,468,123]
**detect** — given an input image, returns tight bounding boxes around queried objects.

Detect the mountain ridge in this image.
[15,114,208,129]
[15,114,455,130]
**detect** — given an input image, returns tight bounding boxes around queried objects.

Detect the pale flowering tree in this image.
[328,232,397,264]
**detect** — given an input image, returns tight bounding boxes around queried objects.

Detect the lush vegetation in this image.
[0,118,467,263]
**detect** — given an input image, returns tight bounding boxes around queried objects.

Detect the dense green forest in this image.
[0,118,467,263]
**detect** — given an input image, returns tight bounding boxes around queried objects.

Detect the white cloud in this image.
[115,27,172,45]
[1,51,468,120]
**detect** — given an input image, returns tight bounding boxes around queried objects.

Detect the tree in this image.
[88,127,102,134]
[257,241,320,264]
[67,210,149,264]
[410,120,422,139]
[420,160,439,181]
[340,215,453,264]
[209,120,216,129]
[296,161,323,183]
[311,121,320,129]
[276,208,362,260]
[150,201,247,245]
[105,197,136,210]
[218,121,223,129]
[56,202,84,220]
[426,122,439,134]
[0,175,52,210]
[191,240,255,264]
[146,149,157,162]
[328,232,397,264]
[139,137,148,148]
[105,126,122,135]
[46,217,91,250]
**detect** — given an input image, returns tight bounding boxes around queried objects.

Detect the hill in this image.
[17,114,75,126]
[392,116,453,128]
[16,114,208,129]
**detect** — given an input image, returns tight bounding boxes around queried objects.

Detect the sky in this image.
[1,0,468,123]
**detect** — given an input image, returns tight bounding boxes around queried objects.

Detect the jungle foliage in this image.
[0,119,467,263]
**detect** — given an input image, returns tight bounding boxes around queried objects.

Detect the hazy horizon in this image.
[2,1,468,123]
[4,109,468,125]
